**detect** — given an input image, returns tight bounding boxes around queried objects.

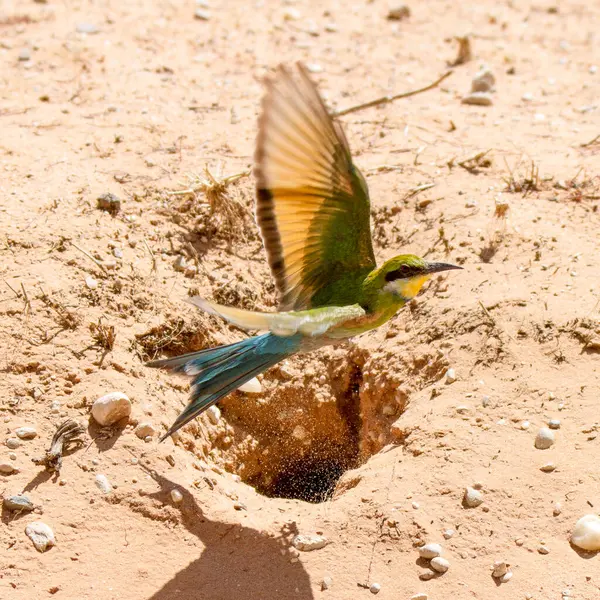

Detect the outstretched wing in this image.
[254,63,376,311]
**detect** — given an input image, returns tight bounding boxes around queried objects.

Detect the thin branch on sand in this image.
[333,71,453,118]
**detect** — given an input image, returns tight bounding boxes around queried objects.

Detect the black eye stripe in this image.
[385,266,422,282]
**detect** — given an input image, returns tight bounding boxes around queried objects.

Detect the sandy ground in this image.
[1,0,600,599]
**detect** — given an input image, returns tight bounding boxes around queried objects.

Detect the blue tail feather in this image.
[147,333,301,441]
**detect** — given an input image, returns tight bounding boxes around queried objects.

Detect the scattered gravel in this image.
[418,543,442,559]
[4,494,34,512]
[463,486,484,508]
[238,377,262,394]
[170,489,183,504]
[571,514,600,551]
[91,392,131,426]
[430,557,450,573]
[135,422,157,439]
[15,426,37,440]
[387,4,410,20]
[97,192,121,214]
[462,92,494,106]
[25,521,56,552]
[535,427,555,449]
[292,534,328,551]
[0,462,19,475]
[95,474,113,494]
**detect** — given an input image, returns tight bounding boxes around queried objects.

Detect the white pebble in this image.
[6,438,21,449]
[571,514,600,551]
[15,426,37,440]
[207,405,221,425]
[553,502,562,516]
[170,489,183,504]
[369,582,381,594]
[535,427,555,449]
[321,576,333,590]
[471,67,496,92]
[91,392,131,426]
[85,276,98,289]
[95,474,113,494]
[500,571,513,583]
[520,420,530,430]
[430,557,450,573]
[25,521,55,552]
[135,422,157,439]
[238,377,262,394]
[443,529,455,540]
[445,368,457,383]
[462,92,493,106]
[464,486,483,507]
[411,595,428,600]
[0,462,18,475]
[292,534,328,551]
[418,543,442,559]
[548,419,561,429]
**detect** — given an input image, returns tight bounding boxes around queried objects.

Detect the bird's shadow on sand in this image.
[143,469,315,600]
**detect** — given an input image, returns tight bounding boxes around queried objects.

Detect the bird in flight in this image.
[148,63,461,441]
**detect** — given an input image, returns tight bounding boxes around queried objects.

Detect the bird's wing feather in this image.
[255,63,376,311]
[189,296,365,337]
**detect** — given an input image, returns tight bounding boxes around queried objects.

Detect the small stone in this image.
[97,192,121,214]
[520,420,530,430]
[443,529,455,540]
[430,557,450,573]
[419,571,435,581]
[492,561,509,578]
[15,426,37,440]
[445,368,457,383]
[369,583,381,594]
[6,438,21,449]
[170,489,183,504]
[233,501,247,511]
[535,427,555,450]
[207,405,221,425]
[412,501,420,509]
[238,377,262,394]
[194,8,211,20]
[4,494,34,512]
[538,545,550,555]
[571,514,600,551]
[185,264,198,278]
[173,256,187,272]
[461,92,493,106]
[283,7,301,21]
[91,392,131,426]
[387,4,410,20]
[8,452,16,460]
[321,576,333,591]
[540,462,556,472]
[471,67,496,92]
[292,534,328,551]
[411,594,428,600]
[463,486,483,508]
[553,502,562,516]
[418,543,442,559]
[113,247,123,259]
[76,22,99,34]
[25,521,55,552]
[0,462,18,475]
[135,422,157,439]
[548,419,561,429]
[85,276,98,290]
[306,63,323,74]
[18,48,31,61]
[499,572,513,583]
[95,474,112,494]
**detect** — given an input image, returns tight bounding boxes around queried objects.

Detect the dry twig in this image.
[448,35,472,66]
[333,71,453,118]
[32,419,86,472]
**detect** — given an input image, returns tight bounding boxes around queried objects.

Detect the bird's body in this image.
[149,64,461,440]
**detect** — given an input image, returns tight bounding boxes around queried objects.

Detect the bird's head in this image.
[378,254,462,301]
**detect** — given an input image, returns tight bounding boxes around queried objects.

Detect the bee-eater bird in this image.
[148,63,461,441]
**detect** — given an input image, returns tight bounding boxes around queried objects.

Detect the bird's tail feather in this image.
[147,333,299,441]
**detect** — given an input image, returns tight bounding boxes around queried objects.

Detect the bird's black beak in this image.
[425,262,463,274]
